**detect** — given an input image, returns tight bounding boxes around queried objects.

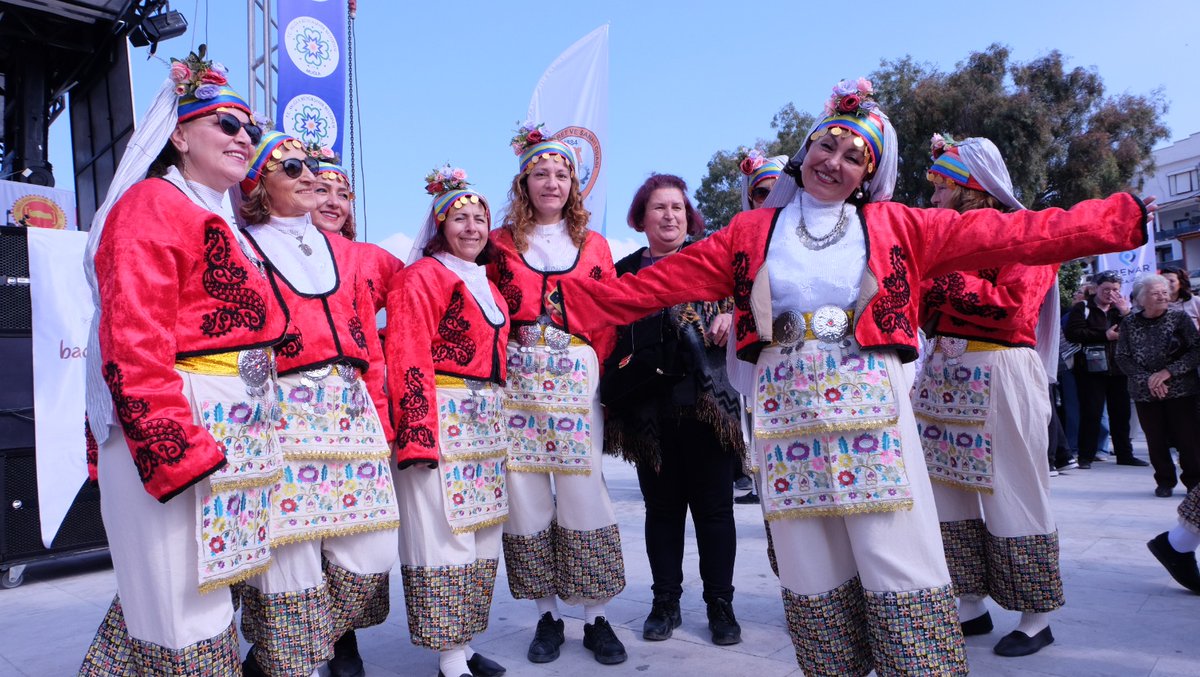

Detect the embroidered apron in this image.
[913,337,997,493]
[436,379,508,533]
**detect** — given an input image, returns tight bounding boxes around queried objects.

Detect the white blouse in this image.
[768,190,865,314]
[246,214,336,295]
[433,251,504,324]
[523,220,578,272]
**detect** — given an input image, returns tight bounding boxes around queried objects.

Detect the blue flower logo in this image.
[292,105,329,146]
[295,27,330,69]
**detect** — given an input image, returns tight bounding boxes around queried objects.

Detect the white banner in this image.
[528,24,609,234]
[1098,219,1158,298]
[1,179,76,230]
[27,229,93,548]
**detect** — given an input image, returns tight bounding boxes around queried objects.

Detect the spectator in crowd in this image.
[1161,266,1200,328]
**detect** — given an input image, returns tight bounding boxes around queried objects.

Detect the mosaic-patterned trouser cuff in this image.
[781,577,872,677]
[503,526,557,600]
[1179,486,1200,532]
[553,522,625,601]
[986,531,1066,612]
[939,518,988,597]
[401,559,499,650]
[79,596,240,677]
[863,584,967,676]
[240,583,333,676]
[765,520,779,578]
[325,558,390,638]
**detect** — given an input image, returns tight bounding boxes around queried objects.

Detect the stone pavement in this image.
[1,447,1197,676]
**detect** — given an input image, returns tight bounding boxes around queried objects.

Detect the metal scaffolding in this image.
[247,0,277,117]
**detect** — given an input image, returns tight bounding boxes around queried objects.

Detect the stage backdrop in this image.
[277,0,348,155]
[27,228,92,547]
[528,24,609,234]
[1,179,76,230]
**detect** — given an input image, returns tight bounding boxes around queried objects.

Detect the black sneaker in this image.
[1147,531,1200,593]
[1055,458,1079,471]
[734,476,754,491]
[527,612,565,663]
[642,598,682,641]
[733,491,761,505]
[583,616,628,665]
[993,627,1054,657]
[706,598,742,646]
[466,652,507,677]
[328,630,365,677]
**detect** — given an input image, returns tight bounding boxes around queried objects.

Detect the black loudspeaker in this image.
[0,448,107,562]
[0,228,32,337]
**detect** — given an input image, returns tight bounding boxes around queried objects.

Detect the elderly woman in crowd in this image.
[387,167,509,677]
[603,173,744,646]
[1115,274,1200,498]
[486,123,624,666]
[557,78,1153,676]
[79,49,289,674]
[239,132,399,676]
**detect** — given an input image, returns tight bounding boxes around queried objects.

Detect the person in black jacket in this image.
[601,173,745,646]
[1064,271,1150,469]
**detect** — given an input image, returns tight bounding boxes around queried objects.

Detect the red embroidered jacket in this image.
[343,241,404,312]
[919,263,1059,347]
[386,257,510,467]
[486,227,617,365]
[247,229,390,442]
[560,194,1148,363]
[93,179,289,502]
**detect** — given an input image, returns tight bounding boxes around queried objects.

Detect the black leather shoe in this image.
[242,648,268,677]
[583,616,628,665]
[642,597,682,641]
[1155,486,1174,498]
[1147,532,1200,593]
[1116,457,1150,467]
[466,652,506,677]
[706,598,742,646]
[1077,461,1092,469]
[527,612,565,663]
[328,630,366,677]
[960,611,993,636]
[993,627,1054,656]
[734,491,761,505]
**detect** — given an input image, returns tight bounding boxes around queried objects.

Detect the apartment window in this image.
[1168,169,1197,195]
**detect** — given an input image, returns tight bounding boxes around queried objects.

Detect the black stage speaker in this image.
[0,228,32,337]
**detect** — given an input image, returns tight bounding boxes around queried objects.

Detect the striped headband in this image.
[241,131,305,194]
[927,146,986,192]
[178,87,251,123]
[433,189,487,222]
[750,159,784,188]
[317,161,350,186]
[810,112,885,174]
[519,139,576,175]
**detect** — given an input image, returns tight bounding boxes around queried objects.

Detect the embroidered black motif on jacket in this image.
[872,245,915,338]
[103,362,190,484]
[84,419,98,471]
[349,288,368,350]
[396,367,435,448]
[278,332,304,359]
[200,224,267,337]
[732,251,755,340]
[923,273,1008,322]
[431,290,476,366]
[977,268,999,284]
[589,265,603,280]
[494,255,522,314]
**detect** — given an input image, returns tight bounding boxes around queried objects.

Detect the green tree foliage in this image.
[695,44,1168,231]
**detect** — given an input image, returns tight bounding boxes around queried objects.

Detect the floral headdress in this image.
[425,165,485,222]
[926,132,985,192]
[738,147,785,188]
[809,77,885,174]
[170,45,251,122]
[511,120,575,175]
[304,142,338,163]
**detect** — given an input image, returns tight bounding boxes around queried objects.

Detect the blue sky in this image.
[48,0,1200,258]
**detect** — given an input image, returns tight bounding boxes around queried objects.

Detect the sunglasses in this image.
[270,156,320,179]
[750,186,772,202]
[211,112,263,145]
[1095,272,1123,284]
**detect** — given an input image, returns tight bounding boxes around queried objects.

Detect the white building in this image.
[1139,132,1200,280]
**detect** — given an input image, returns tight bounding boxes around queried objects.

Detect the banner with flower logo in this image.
[276,0,347,156]
[1098,226,1157,298]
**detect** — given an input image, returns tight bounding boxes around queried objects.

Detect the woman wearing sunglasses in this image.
[238,132,400,676]
[79,50,288,674]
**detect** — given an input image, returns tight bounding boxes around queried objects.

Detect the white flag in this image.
[1097,216,1158,298]
[528,24,609,234]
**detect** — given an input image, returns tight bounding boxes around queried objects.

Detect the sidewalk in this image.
[1,448,1196,676]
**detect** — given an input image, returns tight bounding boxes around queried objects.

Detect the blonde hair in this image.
[939,184,1005,213]
[501,158,590,253]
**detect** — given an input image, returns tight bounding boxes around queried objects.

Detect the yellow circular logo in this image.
[11,194,67,229]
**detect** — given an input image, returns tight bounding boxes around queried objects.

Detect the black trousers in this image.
[635,416,736,604]
[1075,370,1133,462]
[1048,383,1074,469]
[1135,395,1200,491]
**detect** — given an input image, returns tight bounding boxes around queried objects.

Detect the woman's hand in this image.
[1143,195,1158,216]
[1148,369,1172,398]
[708,313,733,347]
[1105,325,1121,341]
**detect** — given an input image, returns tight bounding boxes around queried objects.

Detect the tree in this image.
[695,44,1168,230]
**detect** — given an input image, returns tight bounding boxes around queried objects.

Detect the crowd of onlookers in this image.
[1054,267,1200,498]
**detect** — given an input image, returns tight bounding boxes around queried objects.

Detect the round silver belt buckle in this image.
[811,305,850,343]
[517,325,542,349]
[543,326,572,352]
[939,337,968,360]
[338,363,360,384]
[237,349,271,396]
[773,310,806,348]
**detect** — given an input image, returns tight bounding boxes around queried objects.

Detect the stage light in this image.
[128,8,188,50]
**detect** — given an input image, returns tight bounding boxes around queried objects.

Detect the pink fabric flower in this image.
[856,77,873,94]
[169,62,191,84]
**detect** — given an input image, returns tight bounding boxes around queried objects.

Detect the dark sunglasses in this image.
[1095,272,1123,284]
[212,112,263,145]
[750,186,772,202]
[271,156,320,179]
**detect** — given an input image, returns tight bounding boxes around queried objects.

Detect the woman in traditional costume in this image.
[238,132,399,676]
[556,78,1153,676]
[914,134,1064,657]
[304,152,403,677]
[486,122,625,666]
[79,48,288,674]
[1148,485,1200,594]
[386,165,510,677]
